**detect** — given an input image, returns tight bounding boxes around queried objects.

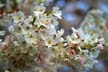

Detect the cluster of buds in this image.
[0,3,106,72]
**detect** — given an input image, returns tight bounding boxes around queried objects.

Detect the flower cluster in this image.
[0,3,63,72]
[51,9,106,70]
[0,0,52,16]
[65,27,104,69]
[0,3,106,72]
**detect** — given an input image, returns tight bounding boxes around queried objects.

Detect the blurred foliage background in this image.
[0,0,108,72]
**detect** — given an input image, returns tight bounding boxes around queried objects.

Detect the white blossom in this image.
[53,7,62,19]
[34,4,46,16]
